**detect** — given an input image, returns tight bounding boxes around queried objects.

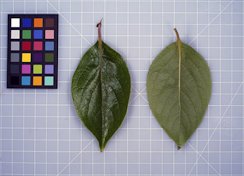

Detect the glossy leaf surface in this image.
[72,22,131,151]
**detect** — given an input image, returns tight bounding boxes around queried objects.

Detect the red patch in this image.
[22,41,31,51]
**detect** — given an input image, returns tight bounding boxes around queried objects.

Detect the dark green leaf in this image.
[72,21,131,151]
[147,29,212,149]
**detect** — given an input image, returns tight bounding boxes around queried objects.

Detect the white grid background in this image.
[0,0,243,175]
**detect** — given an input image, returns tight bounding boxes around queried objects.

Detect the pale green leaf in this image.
[147,29,212,149]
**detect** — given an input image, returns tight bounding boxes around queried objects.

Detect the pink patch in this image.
[34,41,43,51]
[45,30,54,39]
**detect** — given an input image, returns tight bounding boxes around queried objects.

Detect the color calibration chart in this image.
[7,14,58,88]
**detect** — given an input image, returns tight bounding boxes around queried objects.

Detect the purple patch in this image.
[22,65,31,74]
[45,65,54,74]
[33,53,42,62]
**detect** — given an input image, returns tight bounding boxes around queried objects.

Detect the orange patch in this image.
[33,76,42,86]
[34,18,43,27]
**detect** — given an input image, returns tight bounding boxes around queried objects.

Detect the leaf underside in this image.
[72,41,131,151]
[147,40,212,148]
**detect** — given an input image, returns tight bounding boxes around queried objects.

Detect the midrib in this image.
[176,33,182,148]
[98,45,105,150]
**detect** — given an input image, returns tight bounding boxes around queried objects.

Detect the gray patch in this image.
[11,41,19,51]
[10,53,19,62]
[10,64,19,74]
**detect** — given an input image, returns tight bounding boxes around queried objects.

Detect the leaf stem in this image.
[96,18,103,49]
[174,28,180,42]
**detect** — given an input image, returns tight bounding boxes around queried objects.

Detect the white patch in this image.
[11,18,20,28]
[11,30,20,39]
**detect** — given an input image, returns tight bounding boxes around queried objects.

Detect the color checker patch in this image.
[7,14,58,89]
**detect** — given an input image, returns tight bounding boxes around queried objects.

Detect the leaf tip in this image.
[99,145,105,152]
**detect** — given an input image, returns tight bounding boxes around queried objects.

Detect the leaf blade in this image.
[147,30,212,148]
[72,41,131,151]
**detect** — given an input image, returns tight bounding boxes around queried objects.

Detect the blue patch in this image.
[34,30,43,39]
[45,41,54,51]
[21,76,31,86]
[22,18,32,28]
